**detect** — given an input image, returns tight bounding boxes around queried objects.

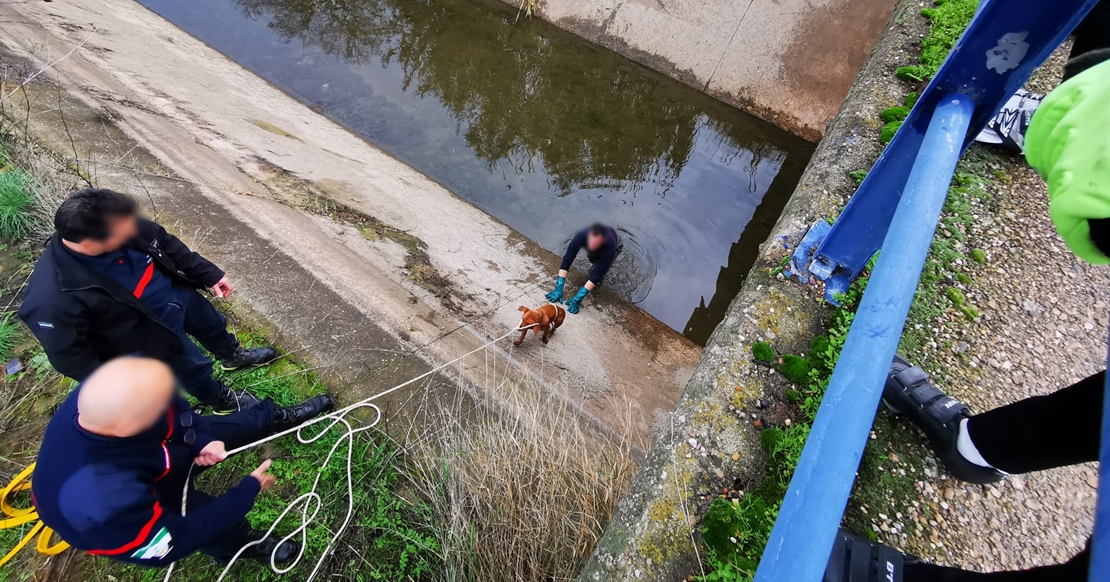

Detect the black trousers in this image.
[162,285,240,403]
[908,372,1103,582]
[188,402,275,560]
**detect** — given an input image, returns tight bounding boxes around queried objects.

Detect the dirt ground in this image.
[870,47,1106,573]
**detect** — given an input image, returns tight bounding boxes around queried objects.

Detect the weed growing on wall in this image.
[701,274,870,581]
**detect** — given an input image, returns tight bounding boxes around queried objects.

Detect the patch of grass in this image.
[752,342,775,363]
[701,270,871,581]
[849,170,869,186]
[899,169,991,356]
[970,248,987,264]
[0,170,35,242]
[403,370,636,581]
[896,0,981,82]
[0,313,20,362]
[102,333,440,582]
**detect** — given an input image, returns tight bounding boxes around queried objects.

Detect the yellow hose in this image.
[0,463,69,567]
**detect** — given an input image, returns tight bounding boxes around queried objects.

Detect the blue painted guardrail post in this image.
[752,94,974,582]
[1095,361,1110,578]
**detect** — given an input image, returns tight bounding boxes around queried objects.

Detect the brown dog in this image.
[514,303,566,345]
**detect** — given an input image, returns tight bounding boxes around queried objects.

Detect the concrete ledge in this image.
[577,0,928,577]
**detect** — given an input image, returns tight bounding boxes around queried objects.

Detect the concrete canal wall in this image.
[516,0,897,141]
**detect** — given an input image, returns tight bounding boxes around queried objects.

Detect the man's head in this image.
[55,189,139,255]
[586,224,609,253]
[77,357,175,438]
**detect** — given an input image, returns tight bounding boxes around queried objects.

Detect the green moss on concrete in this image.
[896,0,981,82]
[946,287,965,306]
[779,355,810,384]
[970,248,987,264]
[849,170,869,185]
[961,305,980,320]
[752,342,775,363]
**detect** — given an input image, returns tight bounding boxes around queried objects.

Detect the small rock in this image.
[943,488,955,501]
[784,419,792,426]
[731,452,740,461]
[753,420,762,428]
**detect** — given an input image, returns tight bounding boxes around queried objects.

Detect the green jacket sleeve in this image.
[1025,59,1110,264]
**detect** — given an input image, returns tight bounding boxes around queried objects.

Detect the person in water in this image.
[545,224,622,314]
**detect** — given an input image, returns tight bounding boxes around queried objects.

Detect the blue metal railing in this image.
[758,0,1104,580]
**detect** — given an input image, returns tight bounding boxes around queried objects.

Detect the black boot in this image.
[242,530,300,566]
[273,394,336,432]
[220,345,279,372]
[884,355,1004,484]
[203,383,263,416]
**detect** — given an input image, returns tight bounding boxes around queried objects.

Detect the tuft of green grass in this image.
[0,171,35,242]
[970,248,987,264]
[849,170,868,186]
[752,341,775,363]
[0,313,20,362]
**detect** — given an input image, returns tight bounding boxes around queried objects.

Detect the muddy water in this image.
[139,0,813,345]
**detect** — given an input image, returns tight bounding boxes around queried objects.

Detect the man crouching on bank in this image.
[32,357,334,566]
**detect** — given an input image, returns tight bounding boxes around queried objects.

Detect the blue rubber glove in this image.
[566,286,589,314]
[544,276,566,303]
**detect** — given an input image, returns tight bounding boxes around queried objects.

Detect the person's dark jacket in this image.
[559,226,619,285]
[32,383,259,565]
[18,218,224,381]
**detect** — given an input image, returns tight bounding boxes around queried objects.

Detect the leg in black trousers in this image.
[904,372,1103,582]
[189,402,276,560]
[968,371,1104,474]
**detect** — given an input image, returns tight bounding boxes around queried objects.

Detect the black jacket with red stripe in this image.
[18,218,225,381]
[32,382,259,565]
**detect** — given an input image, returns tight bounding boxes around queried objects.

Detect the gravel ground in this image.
[879,45,1107,573]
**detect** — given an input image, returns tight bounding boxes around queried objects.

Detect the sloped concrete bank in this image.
[513,0,896,141]
[578,0,927,577]
[0,0,701,448]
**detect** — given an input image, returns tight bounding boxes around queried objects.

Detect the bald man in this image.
[31,357,335,566]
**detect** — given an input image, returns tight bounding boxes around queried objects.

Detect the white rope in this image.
[165,324,538,581]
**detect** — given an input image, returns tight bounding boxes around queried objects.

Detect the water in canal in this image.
[138,0,814,345]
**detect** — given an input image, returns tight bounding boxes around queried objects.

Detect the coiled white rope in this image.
[164,325,536,581]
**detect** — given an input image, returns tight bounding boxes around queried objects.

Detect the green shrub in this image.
[779,355,810,384]
[0,171,34,242]
[752,341,775,363]
[970,248,987,264]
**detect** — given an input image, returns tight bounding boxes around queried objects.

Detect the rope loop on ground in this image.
[167,326,525,581]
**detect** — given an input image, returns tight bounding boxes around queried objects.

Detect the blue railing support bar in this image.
[753,93,975,582]
[787,0,1100,302]
[1094,355,1110,581]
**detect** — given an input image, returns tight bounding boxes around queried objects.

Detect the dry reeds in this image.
[400,368,638,582]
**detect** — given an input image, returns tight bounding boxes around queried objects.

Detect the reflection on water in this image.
[139,0,814,345]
